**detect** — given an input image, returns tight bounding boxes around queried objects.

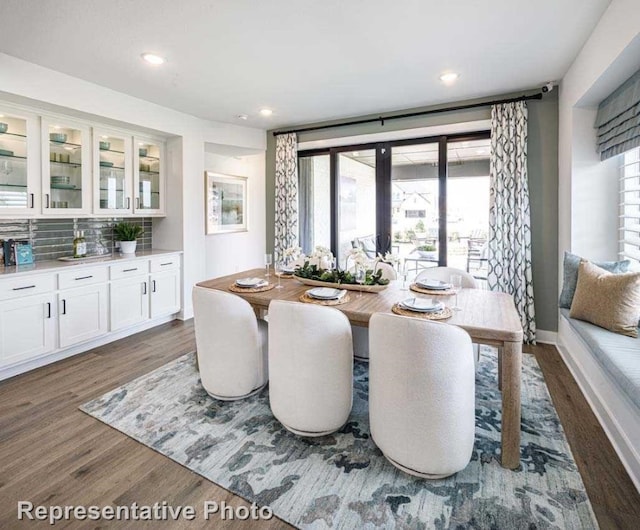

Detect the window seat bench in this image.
[558,309,640,492]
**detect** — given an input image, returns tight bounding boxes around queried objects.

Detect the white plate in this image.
[307,287,344,300]
[417,279,451,290]
[399,297,443,312]
[235,277,266,288]
[282,267,296,274]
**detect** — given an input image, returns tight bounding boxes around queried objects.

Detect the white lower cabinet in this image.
[0,293,56,365]
[58,283,109,348]
[110,275,149,331]
[150,269,181,318]
[0,252,181,378]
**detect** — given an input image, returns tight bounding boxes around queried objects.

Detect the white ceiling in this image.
[0,0,610,130]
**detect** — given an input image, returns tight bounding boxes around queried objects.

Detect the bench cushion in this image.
[558,251,630,309]
[561,308,640,410]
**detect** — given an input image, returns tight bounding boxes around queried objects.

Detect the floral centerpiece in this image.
[293,246,390,289]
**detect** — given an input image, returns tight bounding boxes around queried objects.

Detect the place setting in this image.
[391,296,453,320]
[228,276,275,293]
[410,277,454,295]
[300,286,350,306]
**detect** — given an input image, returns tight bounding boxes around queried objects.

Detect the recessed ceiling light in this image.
[476,149,486,154]
[237,114,249,120]
[259,108,273,117]
[353,151,360,156]
[53,125,61,130]
[439,72,459,84]
[101,135,109,139]
[141,53,166,65]
[0,114,4,118]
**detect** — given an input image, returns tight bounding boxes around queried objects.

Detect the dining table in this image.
[196,268,524,469]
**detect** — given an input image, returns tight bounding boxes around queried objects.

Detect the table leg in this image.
[498,346,503,392]
[501,340,522,469]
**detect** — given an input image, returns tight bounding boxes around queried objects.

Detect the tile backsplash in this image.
[0,218,152,262]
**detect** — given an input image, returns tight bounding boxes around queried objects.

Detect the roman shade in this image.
[595,68,640,160]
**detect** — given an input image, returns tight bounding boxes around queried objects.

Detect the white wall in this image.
[559,0,640,267]
[0,53,267,319]
[203,149,266,278]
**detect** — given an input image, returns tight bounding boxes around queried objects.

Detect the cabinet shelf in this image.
[0,131,27,140]
[50,140,81,150]
[99,147,125,155]
[100,165,125,171]
[140,170,160,175]
[140,154,160,161]
[51,185,81,191]
[0,182,27,188]
[50,160,81,168]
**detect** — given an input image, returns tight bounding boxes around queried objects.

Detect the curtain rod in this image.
[272,92,544,137]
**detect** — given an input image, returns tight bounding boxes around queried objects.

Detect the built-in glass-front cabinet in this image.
[93,128,133,215]
[0,106,39,215]
[0,102,166,218]
[41,117,92,215]
[134,137,165,215]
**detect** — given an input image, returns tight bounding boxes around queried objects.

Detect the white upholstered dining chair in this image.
[415,266,478,288]
[369,313,475,478]
[192,286,268,401]
[416,266,481,367]
[268,300,353,436]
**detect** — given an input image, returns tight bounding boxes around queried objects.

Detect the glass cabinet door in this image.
[42,117,91,214]
[134,137,164,214]
[0,108,35,213]
[94,129,132,214]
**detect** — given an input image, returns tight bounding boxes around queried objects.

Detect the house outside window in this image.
[405,209,426,218]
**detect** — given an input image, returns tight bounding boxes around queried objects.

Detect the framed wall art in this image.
[205,172,248,234]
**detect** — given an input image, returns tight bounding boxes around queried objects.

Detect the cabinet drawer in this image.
[58,266,108,290]
[150,255,180,272]
[110,260,149,280]
[0,274,55,301]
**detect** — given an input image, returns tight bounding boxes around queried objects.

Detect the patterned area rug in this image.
[81,349,598,529]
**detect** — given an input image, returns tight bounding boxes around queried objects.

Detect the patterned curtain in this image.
[274,133,299,263]
[487,102,537,343]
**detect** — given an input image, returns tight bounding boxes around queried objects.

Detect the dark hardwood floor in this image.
[0,320,638,528]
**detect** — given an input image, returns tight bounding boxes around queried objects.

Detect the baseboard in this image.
[536,329,557,344]
[0,314,178,382]
[556,318,640,493]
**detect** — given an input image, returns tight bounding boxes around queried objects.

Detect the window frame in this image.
[297,130,490,264]
[620,147,640,265]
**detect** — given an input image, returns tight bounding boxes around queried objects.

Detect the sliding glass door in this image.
[298,131,490,274]
[298,154,331,255]
[446,138,491,279]
[337,149,377,265]
[390,143,440,273]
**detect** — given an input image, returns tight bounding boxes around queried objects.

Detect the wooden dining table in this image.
[196,268,524,469]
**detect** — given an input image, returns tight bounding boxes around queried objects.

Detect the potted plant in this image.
[416,243,437,258]
[113,222,143,254]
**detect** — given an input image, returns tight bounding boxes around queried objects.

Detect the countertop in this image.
[0,249,182,278]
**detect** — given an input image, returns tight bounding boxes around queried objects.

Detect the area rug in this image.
[80,349,598,529]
